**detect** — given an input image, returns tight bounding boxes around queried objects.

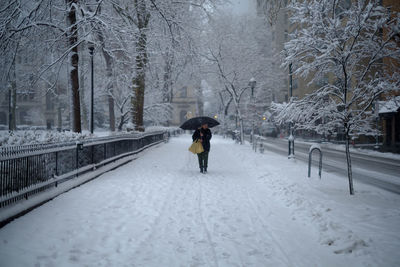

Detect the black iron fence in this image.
[0,131,168,208]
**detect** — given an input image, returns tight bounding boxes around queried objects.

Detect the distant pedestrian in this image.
[192,123,212,174]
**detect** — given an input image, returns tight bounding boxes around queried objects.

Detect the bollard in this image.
[308,144,322,179]
[164,132,169,143]
[288,134,295,159]
[259,142,264,153]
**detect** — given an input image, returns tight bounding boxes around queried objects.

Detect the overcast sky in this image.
[228,0,256,15]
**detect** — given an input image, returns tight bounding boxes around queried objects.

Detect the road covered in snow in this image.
[0,135,399,267]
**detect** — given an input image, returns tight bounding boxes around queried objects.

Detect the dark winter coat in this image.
[192,128,212,152]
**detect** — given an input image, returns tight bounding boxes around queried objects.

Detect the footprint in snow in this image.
[334,240,368,254]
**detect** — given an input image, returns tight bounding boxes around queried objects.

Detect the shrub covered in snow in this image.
[0,126,179,147]
[0,130,93,147]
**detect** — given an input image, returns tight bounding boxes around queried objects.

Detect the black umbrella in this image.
[180,116,220,130]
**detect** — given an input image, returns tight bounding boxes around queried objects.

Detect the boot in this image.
[203,167,207,174]
[200,167,203,173]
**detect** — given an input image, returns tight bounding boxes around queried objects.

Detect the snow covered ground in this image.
[0,135,399,267]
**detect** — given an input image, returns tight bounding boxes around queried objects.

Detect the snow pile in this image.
[309,143,321,152]
[0,135,398,266]
[379,96,400,114]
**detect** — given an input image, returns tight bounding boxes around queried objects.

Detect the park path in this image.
[0,135,398,267]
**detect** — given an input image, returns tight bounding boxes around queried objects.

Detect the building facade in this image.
[170,83,203,126]
[380,0,400,152]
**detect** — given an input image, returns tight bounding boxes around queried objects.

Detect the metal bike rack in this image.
[308,145,322,179]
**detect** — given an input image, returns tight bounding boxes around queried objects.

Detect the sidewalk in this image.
[0,135,399,267]
[256,136,400,193]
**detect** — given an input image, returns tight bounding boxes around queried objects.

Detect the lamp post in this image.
[88,43,95,134]
[8,85,12,131]
[374,100,380,150]
[288,63,295,159]
[249,77,256,144]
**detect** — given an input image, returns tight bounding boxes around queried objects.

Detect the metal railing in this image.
[0,131,168,208]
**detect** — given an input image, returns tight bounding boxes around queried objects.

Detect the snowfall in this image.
[0,135,399,267]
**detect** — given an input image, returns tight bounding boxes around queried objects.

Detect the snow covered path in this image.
[0,135,399,267]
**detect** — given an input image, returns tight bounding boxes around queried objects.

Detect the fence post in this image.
[55,151,58,177]
[104,143,106,161]
[76,142,83,176]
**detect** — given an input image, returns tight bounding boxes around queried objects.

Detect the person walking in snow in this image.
[192,123,212,174]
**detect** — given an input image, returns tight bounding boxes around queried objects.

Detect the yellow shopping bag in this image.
[189,139,204,154]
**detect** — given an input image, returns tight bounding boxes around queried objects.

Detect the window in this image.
[46,93,54,111]
[343,0,351,10]
[336,0,352,17]
[47,120,53,130]
[0,112,6,125]
[180,86,187,98]
[19,111,28,125]
[292,79,298,90]
[180,110,187,124]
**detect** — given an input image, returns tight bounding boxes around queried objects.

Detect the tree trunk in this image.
[66,0,81,133]
[9,81,17,131]
[104,60,116,132]
[342,64,353,194]
[108,94,115,131]
[98,28,115,132]
[163,51,172,103]
[232,96,244,144]
[79,43,88,130]
[118,111,125,131]
[345,134,354,195]
[9,58,17,131]
[131,1,149,132]
[132,69,145,131]
[240,118,244,144]
[57,106,62,131]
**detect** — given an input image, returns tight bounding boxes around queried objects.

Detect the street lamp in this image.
[8,84,12,131]
[288,63,295,159]
[88,42,95,134]
[249,77,256,144]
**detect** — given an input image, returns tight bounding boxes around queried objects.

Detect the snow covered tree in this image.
[0,0,223,133]
[202,13,281,144]
[112,0,221,131]
[277,0,400,194]
[256,0,287,25]
[0,0,106,133]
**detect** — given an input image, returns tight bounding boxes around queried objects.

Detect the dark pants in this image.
[197,151,209,169]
